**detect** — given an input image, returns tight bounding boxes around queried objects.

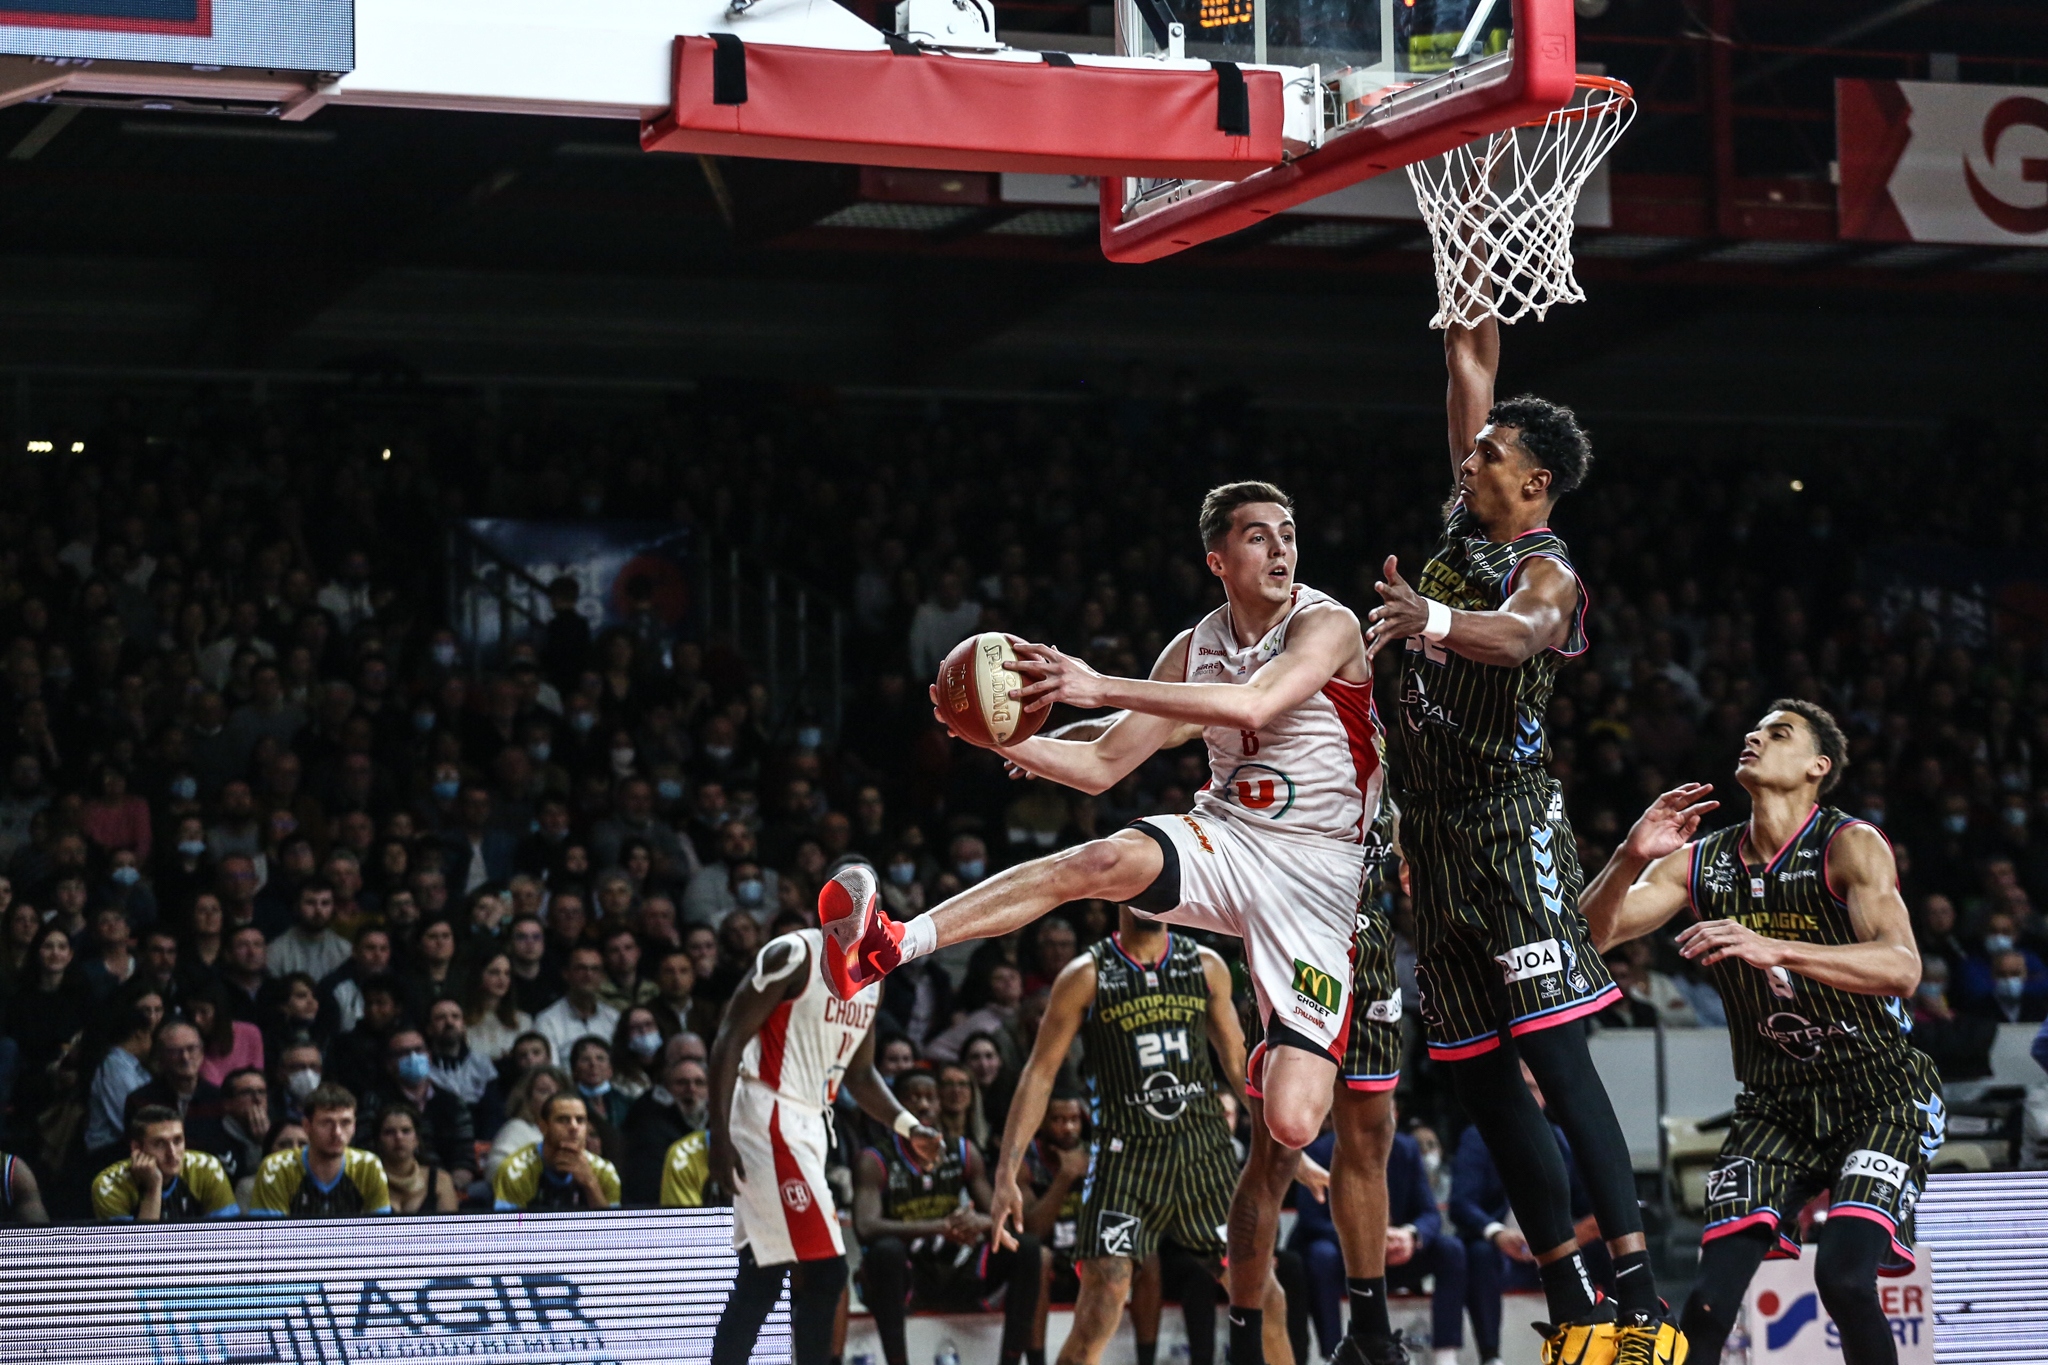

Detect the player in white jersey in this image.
[822,480,1385,1364]
[706,915,941,1365]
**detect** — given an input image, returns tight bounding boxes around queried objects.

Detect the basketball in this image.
[936,632,1047,749]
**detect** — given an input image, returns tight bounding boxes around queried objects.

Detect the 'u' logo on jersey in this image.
[1225,763,1296,818]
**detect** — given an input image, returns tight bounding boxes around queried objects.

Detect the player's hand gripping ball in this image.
[933,632,1048,749]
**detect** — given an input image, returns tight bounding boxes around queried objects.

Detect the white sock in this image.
[1434,1350,1459,1365]
[899,914,937,963]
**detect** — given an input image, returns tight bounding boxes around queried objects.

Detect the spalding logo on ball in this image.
[938,632,1049,749]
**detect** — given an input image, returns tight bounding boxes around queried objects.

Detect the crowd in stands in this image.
[0,382,2042,1352]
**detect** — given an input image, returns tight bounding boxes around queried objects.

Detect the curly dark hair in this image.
[1764,697,1849,796]
[1488,394,1593,498]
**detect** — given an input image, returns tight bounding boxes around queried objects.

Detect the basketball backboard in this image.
[1101,0,1578,261]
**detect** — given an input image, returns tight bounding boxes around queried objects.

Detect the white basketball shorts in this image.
[1131,809,1365,1069]
[728,1078,843,1266]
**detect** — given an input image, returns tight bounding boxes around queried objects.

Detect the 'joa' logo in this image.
[1292,959,1341,1013]
[1224,763,1296,818]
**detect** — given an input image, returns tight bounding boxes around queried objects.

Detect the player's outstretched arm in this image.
[1366,554,1576,668]
[1675,823,1921,996]
[839,1025,942,1165]
[705,937,807,1194]
[1446,313,1499,483]
[1003,712,1203,782]
[1010,606,1362,736]
[982,633,1198,795]
[1198,945,1249,1106]
[1582,783,1720,951]
[991,954,1096,1251]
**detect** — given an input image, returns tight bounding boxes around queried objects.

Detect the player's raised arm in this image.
[1009,604,1361,737]
[705,937,809,1194]
[1366,553,1576,668]
[1581,784,1721,951]
[990,953,1097,1251]
[1676,823,1921,996]
[1197,945,1248,1104]
[1446,313,1499,483]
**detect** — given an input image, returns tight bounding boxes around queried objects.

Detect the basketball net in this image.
[1407,75,1635,329]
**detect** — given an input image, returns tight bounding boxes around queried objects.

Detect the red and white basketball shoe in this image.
[818,864,905,1000]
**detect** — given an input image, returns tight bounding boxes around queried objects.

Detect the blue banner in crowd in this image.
[455,520,695,661]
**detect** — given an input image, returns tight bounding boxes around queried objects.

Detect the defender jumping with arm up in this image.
[1580,701,1934,1365]
[1366,313,1683,1365]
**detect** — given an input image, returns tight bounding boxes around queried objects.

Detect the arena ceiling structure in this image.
[0,0,2039,423]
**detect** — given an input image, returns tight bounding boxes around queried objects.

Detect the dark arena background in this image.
[0,0,2044,1362]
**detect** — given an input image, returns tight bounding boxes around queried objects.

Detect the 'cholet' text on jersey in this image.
[1185,584,1385,844]
[739,928,880,1110]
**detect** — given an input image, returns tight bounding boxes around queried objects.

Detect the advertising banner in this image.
[455,519,694,659]
[1838,78,2048,246]
[1734,1240,1933,1365]
[0,0,350,70]
[0,1207,777,1365]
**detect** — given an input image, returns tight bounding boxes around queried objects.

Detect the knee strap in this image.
[1124,821,1182,916]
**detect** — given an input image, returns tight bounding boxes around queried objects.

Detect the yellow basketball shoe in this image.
[1536,1307,1619,1365]
[1614,1313,1688,1365]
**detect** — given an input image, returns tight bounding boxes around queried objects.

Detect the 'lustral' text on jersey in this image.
[1081,932,1223,1141]
[1687,807,1920,1089]
[1399,503,1588,797]
[1186,584,1384,842]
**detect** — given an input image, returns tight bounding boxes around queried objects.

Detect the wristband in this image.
[893,1109,921,1138]
[1482,1221,1507,1243]
[1422,599,1453,643]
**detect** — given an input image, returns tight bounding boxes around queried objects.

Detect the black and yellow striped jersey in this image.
[872,1134,969,1227]
[1687,807,1920,1090]
[1022,1137,1085,1255]
[1398,502,1587,798]
[92,1152,238,1222]
[1080,933,1223,1142]
[249,1147,392,1218]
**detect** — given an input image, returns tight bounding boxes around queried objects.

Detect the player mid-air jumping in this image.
[821,479,1387,1365]
[1364,312,1684,1365]
[704,917,941,1365]
[1580,701,1935,1365]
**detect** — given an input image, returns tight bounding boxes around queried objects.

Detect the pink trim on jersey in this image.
[756,1000,793,1090]
[1744,806,1821,875]
[1428,1033,1502,1062]
[1508,983,1622,1038]
[1321,677,1382,842]
[1701,1210,1779,1243]
[1243,1041,1266,1100]
[1344,1075,1400,1093]
[767,1103,838,1262]
[1822,817,1895,904]
[1502,551,1591,660]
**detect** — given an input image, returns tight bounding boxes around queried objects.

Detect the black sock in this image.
[1347,1277,1390,1343]
[1027,1352,1045,1365]
[1538,1252,1600,1324]
[1228,1305,1263,1364]
[1136,1344,1156,1365]
[1612,1248,1658,1320]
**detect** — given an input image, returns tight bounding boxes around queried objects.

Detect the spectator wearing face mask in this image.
[610,1005,669,1101]
[273,1037,326,1124]
[1909,958,1997,1080]
[681,821,779,928]
[947,832,989,889]
[359,1026,476,1192]
[592,776,685,881]
[569,1035,633,1132]
[1960,911,2048,1011]
[1966,949,2048,1024]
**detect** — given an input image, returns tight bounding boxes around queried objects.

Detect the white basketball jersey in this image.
[1185,584,1385,844]
[738,929,882,1111]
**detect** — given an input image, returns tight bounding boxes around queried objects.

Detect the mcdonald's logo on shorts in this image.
[1292,959,1341,1014]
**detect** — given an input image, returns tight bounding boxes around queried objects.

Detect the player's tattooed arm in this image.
[839,1025,941,1165]
[1197,945,1249,1109]
[1445,312,1500,485]
[991,953,1097,1252]
[704,937,806,1195]
[1676,823,1922,996]
[1582,783,1719,951]
[1365,553,1576,666]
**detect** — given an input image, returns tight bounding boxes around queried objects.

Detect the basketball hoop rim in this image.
[1529,73,1632,127]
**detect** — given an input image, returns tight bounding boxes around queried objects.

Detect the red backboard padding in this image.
[642,37,1286,180]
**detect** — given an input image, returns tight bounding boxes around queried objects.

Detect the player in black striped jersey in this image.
[1366,313,1680,1365]
[1581,699,1931,1365]
[989,904,1261,1365]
